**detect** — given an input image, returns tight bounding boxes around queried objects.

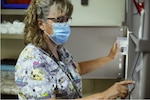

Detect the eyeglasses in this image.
[47,16,72,23]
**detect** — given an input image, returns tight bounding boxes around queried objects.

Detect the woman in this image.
[15,0,134,99]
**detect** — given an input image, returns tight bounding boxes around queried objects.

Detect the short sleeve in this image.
[15,44,82,99]
[15,45,57,99]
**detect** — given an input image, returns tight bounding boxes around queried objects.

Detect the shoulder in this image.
[19,44,43,58]
[21,44,40,55]
[16,44,45,65]
[16,44,58,71]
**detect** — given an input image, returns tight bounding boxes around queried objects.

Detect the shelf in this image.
[1,34,23,39]
[129,33,150,52]
[1,9,26,15]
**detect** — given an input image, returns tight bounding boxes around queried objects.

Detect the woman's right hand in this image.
[101,80,135,99]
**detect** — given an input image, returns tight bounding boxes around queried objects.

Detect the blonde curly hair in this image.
[24,0,73,50]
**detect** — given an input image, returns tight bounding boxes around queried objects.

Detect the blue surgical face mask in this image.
[45,22,71,45]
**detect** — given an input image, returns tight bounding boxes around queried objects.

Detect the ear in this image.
[37,19,45,31]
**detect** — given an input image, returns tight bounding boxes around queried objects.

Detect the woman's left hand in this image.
[108,41,120,59]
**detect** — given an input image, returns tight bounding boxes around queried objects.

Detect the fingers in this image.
[119,86,129,99]
[115,40,120,48]
[120,85,128,92]
[113,40,120,52]
[119,80,135,85]
[113,80,134,99]
[108,41,120,59]
[117,83,129,99]
[119,93,127,99]
[103,80,131,99]
[112,41,118,49]
[120,85,128,94]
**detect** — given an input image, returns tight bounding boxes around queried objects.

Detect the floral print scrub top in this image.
[15,44,82,99]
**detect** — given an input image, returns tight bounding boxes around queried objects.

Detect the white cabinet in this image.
[71,0,125,26]
[65,26,125,79]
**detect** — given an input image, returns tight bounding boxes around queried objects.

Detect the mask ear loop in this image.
[44,31,51,36]
[43,22,54,37]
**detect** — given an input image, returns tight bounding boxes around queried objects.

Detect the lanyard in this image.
[51,54,82,98]
[38,46,82,98]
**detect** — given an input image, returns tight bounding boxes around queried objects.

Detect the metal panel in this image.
[140,0,150,98]
[65,26,125,79]
[126,0,150,99]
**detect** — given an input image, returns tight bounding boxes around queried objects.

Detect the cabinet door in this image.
[65,27,125,79]
[71,0,125,26]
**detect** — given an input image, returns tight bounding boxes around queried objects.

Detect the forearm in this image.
[78,56,113,75]
[75,91,113,100]
[77,93,104,100]
[48,93,107,100]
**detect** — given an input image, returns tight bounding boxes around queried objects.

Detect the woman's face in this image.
[40,4,66,35]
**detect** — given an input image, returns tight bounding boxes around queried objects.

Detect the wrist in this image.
[82,93,105,99]
[107,54,115,60]
[100,91,110,99]
[92,92,110,99]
